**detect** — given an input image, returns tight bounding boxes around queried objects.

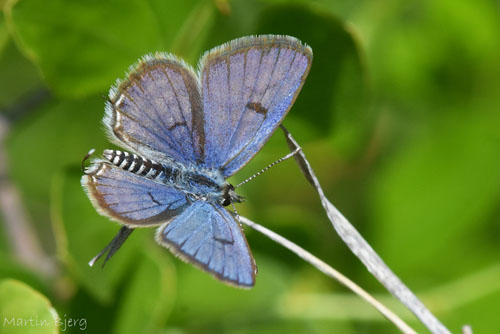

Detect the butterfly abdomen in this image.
[102,149,223,199]
[103,149,164,179]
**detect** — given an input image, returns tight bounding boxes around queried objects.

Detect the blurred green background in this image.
[0,0,499,333]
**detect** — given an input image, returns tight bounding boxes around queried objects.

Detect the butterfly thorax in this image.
[103,149,243,206]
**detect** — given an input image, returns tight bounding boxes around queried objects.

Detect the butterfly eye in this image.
[221,183,237,206]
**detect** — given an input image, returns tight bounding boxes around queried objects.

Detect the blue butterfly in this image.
[82,35,312,287]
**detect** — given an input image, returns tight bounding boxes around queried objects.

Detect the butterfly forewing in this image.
[156,201,256,287]
[199,35,312,177]
[82,161,189,227]
[105,55,205,165]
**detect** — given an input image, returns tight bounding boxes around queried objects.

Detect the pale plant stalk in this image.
[277,126,451,334]
[239,215,418,334]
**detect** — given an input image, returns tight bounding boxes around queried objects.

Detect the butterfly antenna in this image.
[81,148,96,173]
[236,147,301,188]
[231,202,241,224]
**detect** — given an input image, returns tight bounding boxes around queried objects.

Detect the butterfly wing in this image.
[199,35,312,177]
[156,200,256,287]
[105,54,205,165]
[82,160,189,227]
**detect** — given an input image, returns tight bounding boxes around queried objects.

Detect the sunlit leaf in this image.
[0,279,59,334]
[5,0,209,97]
[360,0,500,110]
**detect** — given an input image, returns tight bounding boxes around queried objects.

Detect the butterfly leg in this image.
[88,226,134,268]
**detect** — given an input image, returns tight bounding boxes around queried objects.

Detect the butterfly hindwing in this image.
[82,161,189,227]
[199,35,312,176]
[156,200,256,287]
[105,54,205,165]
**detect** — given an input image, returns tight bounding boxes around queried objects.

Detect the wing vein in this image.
[114,104,178,155]
[145,70,186,155]
[224,49,265,157]
[159,67,195,158]
[221,50,298,170]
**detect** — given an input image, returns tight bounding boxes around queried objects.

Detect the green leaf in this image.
[161,0,216,63]
[5,0,210,98]
[0,39,43,110]
[0,13,9,54]
[6,97,107,221]
[370,109,500,280]
[0,253,47,295]
[451,288,500,334]
[169,254,294,326]
[112,245,176,334]
[51,167,141,303]
[0,279,59,334]
[360,0,500,110]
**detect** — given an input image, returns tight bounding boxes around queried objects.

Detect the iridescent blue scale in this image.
[82,35,312,287]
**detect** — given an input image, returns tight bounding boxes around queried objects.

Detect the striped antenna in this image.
[231,202,241,224]
[236,147,301,188]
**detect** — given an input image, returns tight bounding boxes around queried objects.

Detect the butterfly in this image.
[81,35,312,288]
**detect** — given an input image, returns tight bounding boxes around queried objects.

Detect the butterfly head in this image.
[221,183,244,206]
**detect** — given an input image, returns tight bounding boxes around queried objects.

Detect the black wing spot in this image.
[246,102,268,115]
[214,236,233,245]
